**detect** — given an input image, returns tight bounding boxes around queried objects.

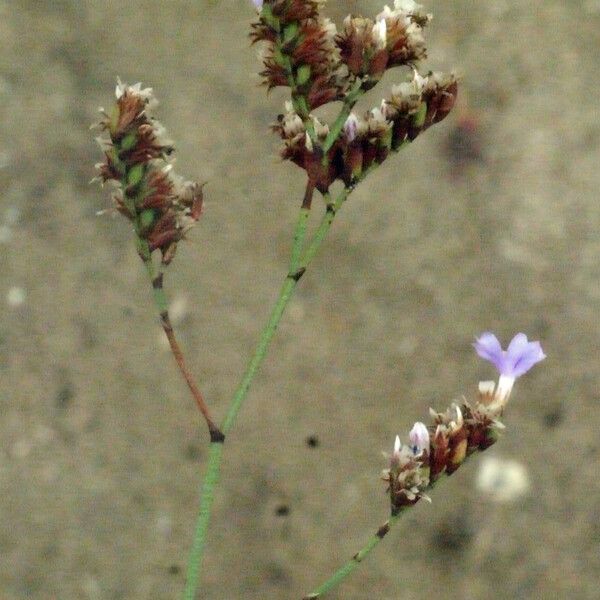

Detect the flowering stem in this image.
[303,511,404,600]
[303,446,489,599]
[139,240,224,442]
[183,184,350,599]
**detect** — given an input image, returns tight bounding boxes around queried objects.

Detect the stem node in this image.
[209,428,226,444]
[289,267,306,282]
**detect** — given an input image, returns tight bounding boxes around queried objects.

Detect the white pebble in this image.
[476,456,530,503]
[6,286,26,307]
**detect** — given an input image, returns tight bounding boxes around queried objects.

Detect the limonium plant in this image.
[93,1,545,598]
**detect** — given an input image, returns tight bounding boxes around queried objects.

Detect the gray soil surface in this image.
[2,0,600,598]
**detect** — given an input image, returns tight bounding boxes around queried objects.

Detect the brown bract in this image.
[271,0,322,24]
[111,90,147,140]
[336,16,379,77]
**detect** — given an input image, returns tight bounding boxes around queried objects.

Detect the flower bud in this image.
[408,422,430,454]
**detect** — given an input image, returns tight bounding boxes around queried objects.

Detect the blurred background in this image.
[2,0,600,598]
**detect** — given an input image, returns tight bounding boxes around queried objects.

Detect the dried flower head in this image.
[251,1,346,110]
[95,80,204,264]
[382,432,430,513]
[258,0,458,193]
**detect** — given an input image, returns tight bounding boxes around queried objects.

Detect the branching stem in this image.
[141,244,224,442]
[183,184,350,599]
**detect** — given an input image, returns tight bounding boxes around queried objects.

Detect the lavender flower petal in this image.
[507,336,546,377]
[474,332,504,368]
[475,332,545,378]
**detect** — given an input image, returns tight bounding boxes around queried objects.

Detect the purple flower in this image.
[474,332,545,378]
[409,422,430,454]
[343,113,359,142]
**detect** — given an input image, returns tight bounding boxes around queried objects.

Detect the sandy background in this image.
[2,0,600,598]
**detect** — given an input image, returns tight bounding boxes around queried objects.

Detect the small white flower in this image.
[369,107,387,123]
[394,0,422,12]
[115,78,153,101]
[304,132,314,152]
[282,112,304,138]
[449,403,463,429]
[394,0,431,22]
[408,422,430,454]
[389,434,403,468]
[311,116,330,140]
[372,18,387,50]
[412,69,428,92]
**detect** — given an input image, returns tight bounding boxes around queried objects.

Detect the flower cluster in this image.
[337,1,430,86]
[251,0,457,194]
[274,70,457,192]
[95,81,204,264]
[382,333,545,515]
[251,0,346,111]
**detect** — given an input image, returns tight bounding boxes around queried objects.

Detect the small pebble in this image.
[476,456,530,502]
[6,286,26,307]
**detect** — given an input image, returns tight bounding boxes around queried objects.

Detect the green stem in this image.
[303,448,487,599]
[183,443,224,600]
[289,206,311,285]
[322,79,364,155]
[182,187,351,599]
[142,252,167,313]
[303,512,403,600]
[222,273,298,433]
[299,189,347,269]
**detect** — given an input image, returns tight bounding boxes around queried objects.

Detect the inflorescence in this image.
[94,81,204,265]
[382,333,545,515]
[251,0,458,193]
